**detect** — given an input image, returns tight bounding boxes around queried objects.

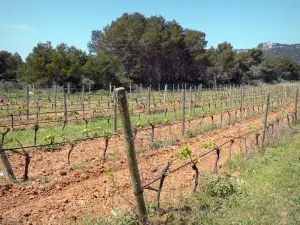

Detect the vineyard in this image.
[0,83,299,224]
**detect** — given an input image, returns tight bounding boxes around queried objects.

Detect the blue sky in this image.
[0,0,299,60]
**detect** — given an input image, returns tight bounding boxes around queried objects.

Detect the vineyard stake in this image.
[67,83,70,100]
[240,86,243,120]
[63,87,68,123]
[81,85,85,117]
[163,84,167,104]
[54,84,57,113]
[261,92,270,148]
[114,90,117,133]
[115,87,148,223]
[189,86,192,114]
[129,83,132,95]
[0,145,16,181]
[32,84,35,102]
[294,88,299,124]
[26,86,30,120]
[182,87,186,137]
[0,129,16,181]
[147,87,151,114]
[10,114,14,130]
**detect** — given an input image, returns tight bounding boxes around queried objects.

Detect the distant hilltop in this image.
[257,42,300,51]
[234,42,300,64]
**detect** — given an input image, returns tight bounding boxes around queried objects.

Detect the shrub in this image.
[208,176,235,198]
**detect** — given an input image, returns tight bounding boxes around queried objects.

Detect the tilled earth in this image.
[0,105,291,225]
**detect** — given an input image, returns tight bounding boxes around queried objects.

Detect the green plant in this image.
[106,167,120,191]
[40,114,52,121]
[95,89,109,96]
[208,176,235,198]
[248,125,259,132]
[163,118,171,125]
[147,204,157,217]
[179,145,192,160]
[135,119,144,127]
[201,140,217,149]
[81,128,90,137]
[68,110,79,117]
[103,131,112,139]
[38,175,50,183]
[91,126,102,136]
[43,134,56,145]
[54,114,63,120]
[72,163,89,170]
[150,140,174,149]
[202,108,213,116]
[256,98,264,105]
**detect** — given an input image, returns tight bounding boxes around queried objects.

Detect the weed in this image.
[38,175,50,183]
[150,140,174,149]
[207,176,235,198]
[72,163,89,170]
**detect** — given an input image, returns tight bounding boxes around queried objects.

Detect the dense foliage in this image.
[0,51,23,80]
[1,13,300,87]
[16,42,87,86]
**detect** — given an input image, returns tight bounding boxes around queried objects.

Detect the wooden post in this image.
[182,88,186,137]
[194,85,197,105]
[189,86,192,114]
[261,92,270,148]
[115,87,148,223]
[32,84,35,102]
[82,85,85,116]
[147,87,151,114]
[0,145,16,181]
[114,90,118,133]
[36,103,39,123]
[163,84,167,104]
[63,87,68,123]
[230,85,232,108]
[26,86,30,120]
[10,114,14,130]
[129,83,132,95]
[54,85,57,113]
[240,87,243,120]
[67,83,71,100]
[294,88,299,124]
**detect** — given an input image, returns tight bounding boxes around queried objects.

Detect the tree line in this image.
[1,12,300,88]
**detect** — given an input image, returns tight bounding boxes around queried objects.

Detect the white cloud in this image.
[0,23,37,33]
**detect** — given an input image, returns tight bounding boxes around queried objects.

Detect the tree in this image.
[83,53,129,88]
[13,12,300,87]
[18,42,87,85]
[48,43,87,85]
[234,49,264,84]
[207,42,235,86]
[0,51,23,80]
[17,41,54,85]
[258,57,300,83]
[88,13,208,85]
